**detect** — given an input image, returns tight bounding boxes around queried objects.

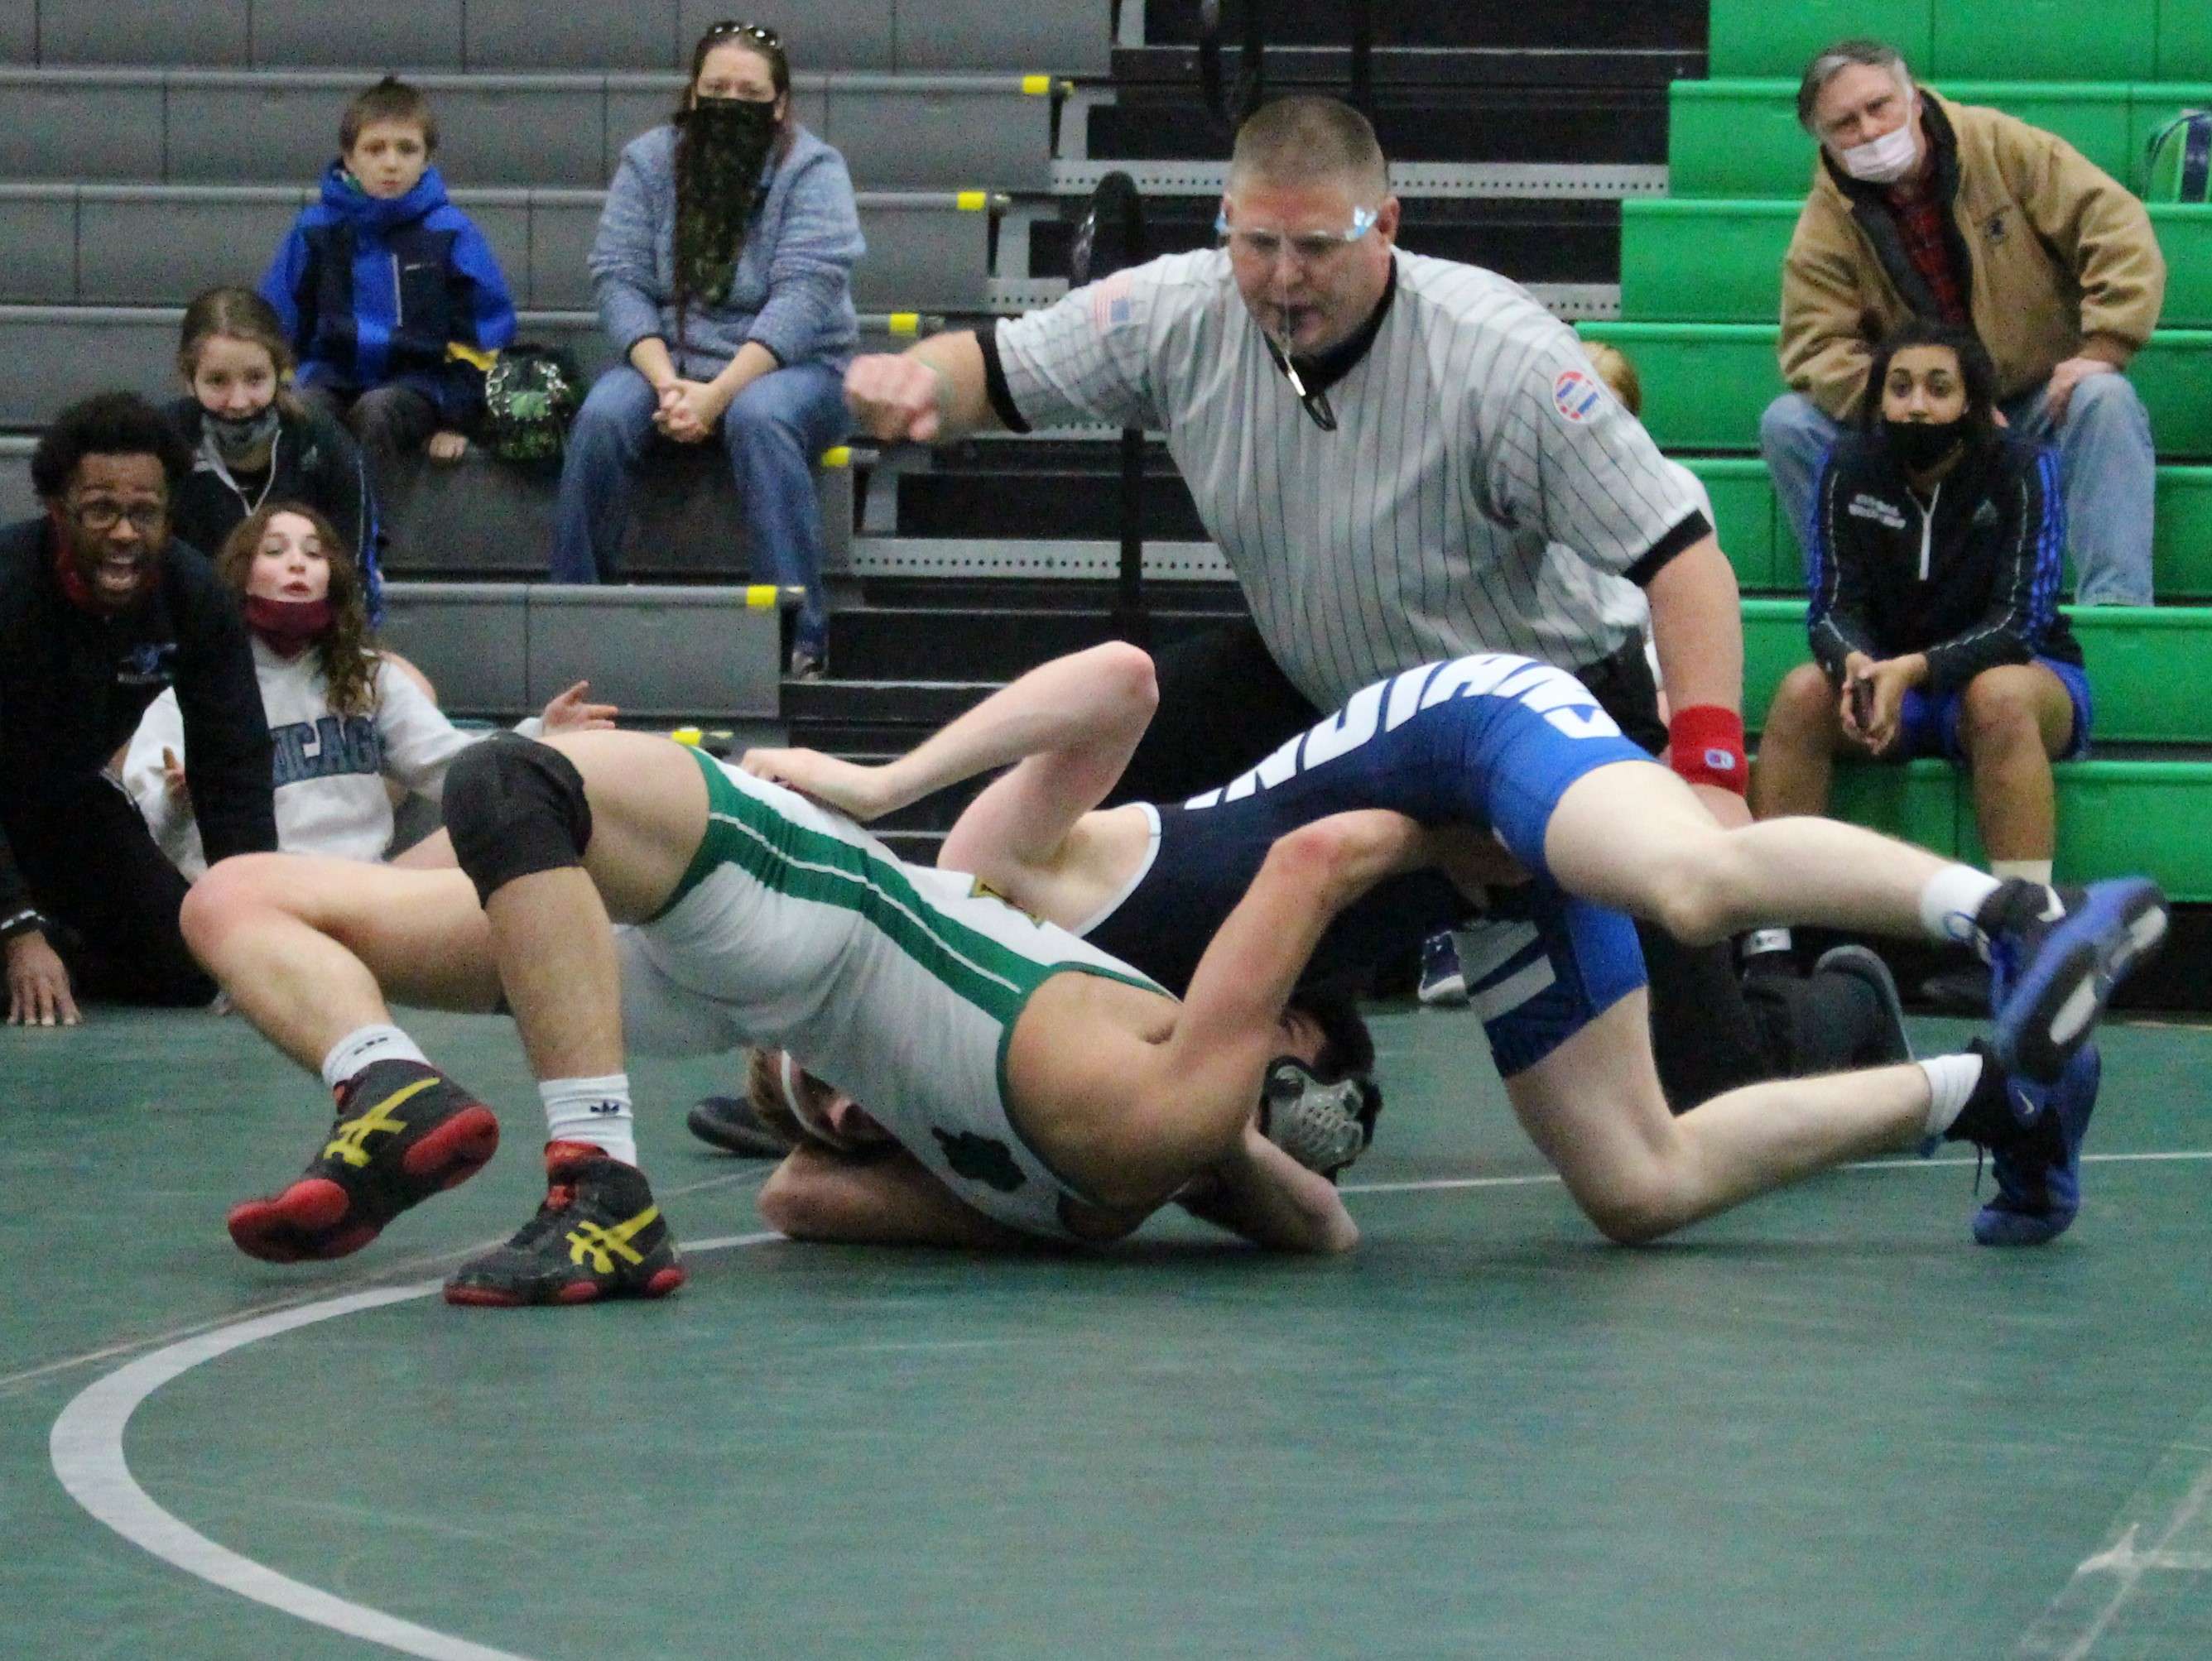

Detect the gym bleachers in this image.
[5,0,1111,75]
[0,0,1104,613]
[1637,0,2212,902]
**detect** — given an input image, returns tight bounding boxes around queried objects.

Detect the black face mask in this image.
[1883,415,1968,474]
[675,97,779,309]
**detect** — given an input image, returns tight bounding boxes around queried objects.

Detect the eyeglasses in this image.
[704,20,781,48]
[70,498,166,534]
[1214,205,1378,268]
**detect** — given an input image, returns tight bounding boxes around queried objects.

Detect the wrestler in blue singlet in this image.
[1082,653,1655,1077]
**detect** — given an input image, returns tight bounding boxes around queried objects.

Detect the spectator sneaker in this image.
[1417,930,1469,1007]
[1978,877,2166,1083]
[444,1142,686,1307]
[686,1092,796,1159]
[1939,1039,2100,1246]
[228,1060,499,1262]
[1813,943,1913,1067]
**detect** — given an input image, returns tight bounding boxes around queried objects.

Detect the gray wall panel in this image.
[430,80,606,187]
[77,190,302,305]
[248,0,466,69]
[165,77,349,184]
[530,586,781,718]
[455,195,531,305]
[377,583,531,712]
[0,191,78,305]
[0,9,31,64]
[0,439,36,526]
[825,82,1049,190]
[852,199,992,311]
[463,0,680,71]
[0,311,172,425]
[892,0,1107,72]
[676,1,895,73]
[0,76,164,180]
[40,0,252,66]
[526,195,601,311]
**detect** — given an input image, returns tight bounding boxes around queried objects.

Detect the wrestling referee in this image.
[846,96,1870,1107]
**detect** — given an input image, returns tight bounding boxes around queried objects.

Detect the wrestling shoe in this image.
[1977,877,2166,1084]
[1812,944,1913,1067]
[1938,1039,2100,1246]
[443,1142,685,1307]
[228,1061,500,1263]
[1417,930,1469,1007]
[686,1093,796,1159]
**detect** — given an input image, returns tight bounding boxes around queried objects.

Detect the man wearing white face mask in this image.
[1760,39,2165,606]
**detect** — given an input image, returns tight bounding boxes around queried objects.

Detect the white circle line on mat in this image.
[50,1231,781,1661]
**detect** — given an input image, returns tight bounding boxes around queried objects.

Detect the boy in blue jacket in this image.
[259,76,517,487]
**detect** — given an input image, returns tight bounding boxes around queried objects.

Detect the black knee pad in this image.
[444,736,594,906]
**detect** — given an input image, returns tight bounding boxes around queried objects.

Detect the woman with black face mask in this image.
[168,286,382,625]
[551,22,863,679]
[1753,318,2091,904]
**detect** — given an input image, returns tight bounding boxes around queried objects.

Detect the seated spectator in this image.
[1752,322,2089,914]
[168,286,382,623]
[123,503,613,879]
[259,75,517,492]
[1759,38,2163,605]
[1,394,276,1025]
[551,21,863,679]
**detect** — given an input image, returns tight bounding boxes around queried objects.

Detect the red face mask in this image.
[243,593,334,657]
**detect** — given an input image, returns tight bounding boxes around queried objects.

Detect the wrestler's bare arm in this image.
[739,642,1156,875]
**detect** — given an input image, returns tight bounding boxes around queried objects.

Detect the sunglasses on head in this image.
[705,20,781,49]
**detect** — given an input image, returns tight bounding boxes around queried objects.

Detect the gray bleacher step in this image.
[831,605,1229,680]
[781,679,997,729]
[0,305,934,430]
[7,0,1108,76]
[0,182,1002,315]
[0,65,1065,190]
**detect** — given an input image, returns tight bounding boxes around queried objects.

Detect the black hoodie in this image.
[1805,428,2083,695]
[0,516,275,926]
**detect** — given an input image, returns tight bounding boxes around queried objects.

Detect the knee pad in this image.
[444,736,594,906]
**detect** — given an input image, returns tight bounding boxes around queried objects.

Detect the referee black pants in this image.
[6,776,219,1008]
[1111,619,1788,1111]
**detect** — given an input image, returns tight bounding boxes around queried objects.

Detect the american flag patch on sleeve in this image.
[1090,272,1135,331]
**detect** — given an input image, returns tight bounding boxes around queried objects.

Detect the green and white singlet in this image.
[617,746,1166,1238]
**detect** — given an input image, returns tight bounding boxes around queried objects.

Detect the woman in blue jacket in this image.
[1753,319,2090,890]
[551,22,864,678]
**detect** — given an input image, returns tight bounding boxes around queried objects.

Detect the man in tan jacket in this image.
[1758,39,2164,604]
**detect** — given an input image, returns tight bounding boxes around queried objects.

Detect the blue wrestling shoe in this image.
[1417,930,1469,1007]
[1978,878,2166,1085]
[1943,1041,2100,1247]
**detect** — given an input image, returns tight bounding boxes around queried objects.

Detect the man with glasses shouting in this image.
[844,97,1847,1115]
[1,392,274,1025]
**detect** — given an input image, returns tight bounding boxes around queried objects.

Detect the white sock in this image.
[320,1023,430,1092]
[1916,1053,1985,1140]
[1741,927,1794,962]
[1992,858,2055,885]
[541,1073,637,1166]
[1916,865,2003,949]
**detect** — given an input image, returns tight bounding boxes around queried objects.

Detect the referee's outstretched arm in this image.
[845,331,1003,444]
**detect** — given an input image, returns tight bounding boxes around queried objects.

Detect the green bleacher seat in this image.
[1621,201,2212,329]
[1676,463,2212,599]
[2163,7,2212,80]
[1706,0,2175,82]
[1812,757,2212,898]
[1577,322,2212,456]
[1738,601,2212,896]
[1667,80,2212,199]
[1740,600,2212,743]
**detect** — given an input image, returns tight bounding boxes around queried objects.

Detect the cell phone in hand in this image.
[1849,675,1875,730]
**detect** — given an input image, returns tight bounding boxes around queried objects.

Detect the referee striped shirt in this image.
[988,248,1707,708]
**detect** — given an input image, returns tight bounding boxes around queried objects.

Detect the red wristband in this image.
[1667,704,1748,795]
